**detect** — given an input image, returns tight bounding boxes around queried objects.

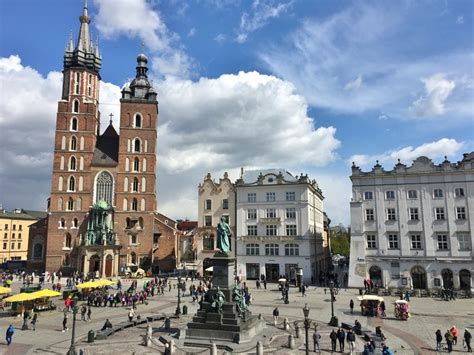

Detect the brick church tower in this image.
[44,2,158,277]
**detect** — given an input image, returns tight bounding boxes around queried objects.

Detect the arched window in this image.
[95,171,113,205]
[140,198,145,211]
[246,243,259,256]
[134,113,142,128]
[73,99,79,113]
[74,72,80,94]
[124,177,129,192]
[58,197,63,210]
[144,140,148,153]
[76,197,82,210]
[126,217,131,229]
[284,243,299,256]
[138,217,144,229]
[68,176,75,191]
[70,136,77,151]
[80,137,84,150]
[78,176,83,191]
[131,198,138,211]
[125,158,130,171]
[141,177,146,192]
[73,218,78,228]
[60,156,64,170]
[58,176,63,191]
[59,218,66,228]
[132,177,139,192]
[133,158,140,172]
[79,156,84,170]
[265,243,279,256]
[70,117,78,131]
[33,243,43,259]
[65,233,72,248]
[67,197,74,211]
[143,158,147,172]
[61,136,66,150]
[123,198,128,211]
[88,74,92,96]
[131,235,137,244]
[134,138,141,152]
[69,156,76,171]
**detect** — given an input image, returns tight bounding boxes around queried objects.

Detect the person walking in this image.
[128,308,135,322]
[464,328,472,352]
[31,313,38,331]
[451,326,458,345]
[347,329,356,354]
[301,284,306,297]
[349,299,354,314]
[435,329,443,351]
[380,300,386,317]
[337,328,346,352]
[80,304,87,321]
[272,307,279,325]
[87,305,92,321]
[62,313,68,332]
[445,329,454,353]
[330,329,337,352]
[313,328,321,353]
[263,279,267,290]
[5,324,14,345]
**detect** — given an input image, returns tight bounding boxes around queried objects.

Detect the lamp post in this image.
[302,304,310,355]
[329,280,338,326]
[67,303,79,355]
[175,276,182,316]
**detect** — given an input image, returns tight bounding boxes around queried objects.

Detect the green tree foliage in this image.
[330,224,350,256]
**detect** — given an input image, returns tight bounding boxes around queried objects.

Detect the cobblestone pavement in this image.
[0,277,472,354]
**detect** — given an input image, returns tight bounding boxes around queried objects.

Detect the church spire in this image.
[77,0,91,52]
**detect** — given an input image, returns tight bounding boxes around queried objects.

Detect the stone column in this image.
[84,254,90,275]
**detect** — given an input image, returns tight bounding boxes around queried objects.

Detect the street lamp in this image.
[328,280,338,326]
[67,303,79,355]
[302,304,310,355]
[175,276,182,316]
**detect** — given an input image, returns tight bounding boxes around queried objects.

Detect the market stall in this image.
[3,289,60,314]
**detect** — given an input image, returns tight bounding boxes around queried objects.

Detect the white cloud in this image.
[349,138,464,168]
[214,33,227,44]
[410,73,455,117]
[93,0,193,78]
[187,27,196,37]
[344,75,363,91]
[236,0,293,43]
[456,16,464,24]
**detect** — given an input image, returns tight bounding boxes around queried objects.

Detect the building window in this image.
[12,225,16,231]
[286,192,295,201]
[388,234,399,249]
[266,192,276,202]
[286,208,296,219]
[133,158,140,172]
[19,225,22,231]
[70,117,78,131]
[247,193,256,202]
[454,187,464,198]
[286,225,297,236]
[437,234,449,250]
[74,73,80,94]
[67,198,74,211]
[33,243,43,259]
[266,225,277,236]
[265,243,279,256]
[367,235,376,249]
[204,215,212,227]
[246,243,259,256]
[409,208,419,221]
[73,99,79,113]
[132,177,139,192]
[2,243,6,250]
[203,234,214,250]
[68,176,75,191]
[247,209,257,220]
[134,113,142,128]
[247,225,257,236]
[95,171,113,205]
[59,218,66,228]
[17,242,21,249]
[456,207,466,220]
[131,198,138,211]
[433,189,443,198]
[204,199,211,210]
[266,208,276,218]
[69,156,76,171]
[364,191,373,200]
[65,233,72,248]
[385,191,395,200]
[3,233,7,239]
[222,199,229,210]
[407,190,418,199]
[386,208,396,221]
[70,136,77,151]
[285,243,299,256]
[411,234,422,249]
[365,209,374,221]
[11,243,14,250]
[11,233,15,239]
[133,139,141,152]
[458,234,471,251]
[72,218,78,228]
[131,235,137,245]
[435,207,445,220]
[4,224,7,230]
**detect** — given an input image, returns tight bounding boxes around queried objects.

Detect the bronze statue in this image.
[216,216,231,254]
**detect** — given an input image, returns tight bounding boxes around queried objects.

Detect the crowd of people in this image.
[437,326,472,352]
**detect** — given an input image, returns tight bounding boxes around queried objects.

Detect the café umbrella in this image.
[0,287,12,295]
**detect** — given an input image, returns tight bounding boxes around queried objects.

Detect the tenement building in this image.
[348,153,474,290]
[37,3,167,276]
[235,169,327,284]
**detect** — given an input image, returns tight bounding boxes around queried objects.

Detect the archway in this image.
[369,265,382,285]
[105,255,113,277]
[459,269,471,290]
[89,255,100,273]
[411,265,427,289]
[441,268,454,289]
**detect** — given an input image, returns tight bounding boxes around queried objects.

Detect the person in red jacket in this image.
[451,326,459,345]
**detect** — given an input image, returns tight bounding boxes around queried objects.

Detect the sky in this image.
[0,0,473,226]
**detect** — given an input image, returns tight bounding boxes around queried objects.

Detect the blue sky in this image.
[0,0,473,225]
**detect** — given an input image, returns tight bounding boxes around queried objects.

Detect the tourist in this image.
[31,313,38,331]
[80,304,87,321]
[62,313,68,332]
[435,329,443,351]
[87,305,92,321]
[301,284,306,297]
[347,330,356,354]
[445,329,454,352]
[337,328,346,352]
[273,307,279,325]
[404,290,410,302]
[464,328,472,352]
[313,328,321,353]
[349,299,354,314]
[101,319,113,331]
[354,319,362,335]
[128,308,135,322]
[5,324,14,345]
[330,329,337,352]
[382,344,393,355]
[263,278,267,290]
[451,325,458,345]
[380,301,386,317]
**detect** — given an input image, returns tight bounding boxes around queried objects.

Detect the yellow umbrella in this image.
[3,292,38,303]
[96,279,115,287]
[0,287,12,295]
[31,289,62,298]
[76,280,103,289]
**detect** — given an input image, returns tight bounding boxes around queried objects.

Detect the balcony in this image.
[259,217,281,224]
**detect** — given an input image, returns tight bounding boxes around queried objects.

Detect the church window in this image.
[65,233,72,248]
[88,75,92,96]
[134,114,142,128]
[131,235,137,245]
[132,198,138,211]
[132,177,139,192]
[142,158,147,172]
[76,197,82,210]
[144,140,148,153]
[141,177,146,192]
[127,139,131,152]
[70,117,78,131]
[95,171,113,205]
[75,72,80,94]
[70,136,77,151]
[60,156,64,170]
[58,197,63,210]
[59,218,66,228]
[58,176,63,191]
[67,198,74,211]
[130,252,137,265]
[80,137,84,150]
[134,139,141,153]
[68,176,75,191]
[61,136,66,150]
[133,158,140,172]
[123,198,128,211]
[124,177,129,192]
[78,176,83,191]
[73,99,79,113]
[79,156,84,170]
[125,158,130,172]
[140,198,145,211]
[138,217,144,229]
[69,156,76,171]
[72,218,78,228]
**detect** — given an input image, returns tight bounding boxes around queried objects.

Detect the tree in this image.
[329,224,350,256]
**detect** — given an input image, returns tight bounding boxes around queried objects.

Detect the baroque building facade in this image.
[348,153,474,290]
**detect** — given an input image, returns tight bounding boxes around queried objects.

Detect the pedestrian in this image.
[263,279,267,290]
[330,329,337,352]
[5,324,14,345]
[62,313,68,332]
[87,305,92,321]
[337,328,345,352]
[380,301,386,317]
[272,307,279,325]
[349,299,354,314]
[464,328,472,353]
[382,344,393,355]
[80,304,87,321]
[445,329,454,353]
[451,325,458,345]
[31,312,38,331]
[404,290,410,302]
[435,329,443,351]
[301,284,306,297]
[313,328,321,353]
[347,329,356,354]
[128,308,135,322]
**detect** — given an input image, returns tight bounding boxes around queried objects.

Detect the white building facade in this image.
[348,154,474,291]
[235,170,325,284]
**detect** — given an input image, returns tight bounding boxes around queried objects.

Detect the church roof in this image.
[91,123,119,167]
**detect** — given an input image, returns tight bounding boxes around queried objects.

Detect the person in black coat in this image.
[465,329,472,353]
[337,328,346,352]
[330,329,337,352]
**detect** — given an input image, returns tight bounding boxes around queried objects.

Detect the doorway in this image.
[89,255,100,273]
[105,255,113,277]
[411,265,427,289]
[265,264,280,282]
[441,268,454,289]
